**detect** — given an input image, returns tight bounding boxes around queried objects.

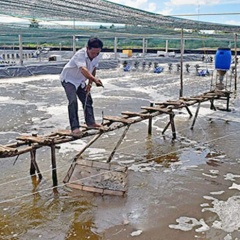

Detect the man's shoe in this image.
[71,129,83,138]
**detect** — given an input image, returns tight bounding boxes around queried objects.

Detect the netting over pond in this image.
[0,0,239,33]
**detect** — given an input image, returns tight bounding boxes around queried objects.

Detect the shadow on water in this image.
[0,174,103,240]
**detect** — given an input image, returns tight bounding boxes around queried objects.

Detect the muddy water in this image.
[1,60,240,240]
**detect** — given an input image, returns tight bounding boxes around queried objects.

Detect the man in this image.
[60,37,104,137]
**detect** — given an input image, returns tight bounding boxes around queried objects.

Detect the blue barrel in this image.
[215,48,232,70]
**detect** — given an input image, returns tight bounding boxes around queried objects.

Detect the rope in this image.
[1,125,240,204]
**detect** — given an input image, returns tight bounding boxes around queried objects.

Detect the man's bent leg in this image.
[62,81,80,131]
[77,87,95,126]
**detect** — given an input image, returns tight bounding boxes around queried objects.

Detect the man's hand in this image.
[86,83,92,92]
[95,79,104,87]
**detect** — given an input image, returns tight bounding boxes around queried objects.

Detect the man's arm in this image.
[80,66,102,86]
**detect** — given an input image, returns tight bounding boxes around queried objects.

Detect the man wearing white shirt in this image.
[60,37,103,137]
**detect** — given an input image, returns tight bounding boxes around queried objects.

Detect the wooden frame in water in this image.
[65,159,128,196]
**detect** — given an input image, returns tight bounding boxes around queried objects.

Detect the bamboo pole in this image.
[107,125,130,163]
[179,28,184,97]
[30,148,43,180]
[63,133,103,184]
[191,102,201,130]
[50,144,58,186]
[18,34,23,66]
[234,33,238,91]
[148,102,153,135]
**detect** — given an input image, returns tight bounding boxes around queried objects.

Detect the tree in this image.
[29,18,39,28]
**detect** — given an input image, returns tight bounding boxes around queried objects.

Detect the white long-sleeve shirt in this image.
[60,47,100,89]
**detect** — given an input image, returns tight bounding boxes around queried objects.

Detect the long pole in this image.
[114,37,118,59]
[234,33,238,91]
[180,29,184,97]
[19,34,23,66]
[142,38,145,56]
[73,35,76,54]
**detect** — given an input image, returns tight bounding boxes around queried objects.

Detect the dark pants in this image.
[62,81,95,131]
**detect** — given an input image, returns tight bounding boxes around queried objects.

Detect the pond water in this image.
[1,60,240,240]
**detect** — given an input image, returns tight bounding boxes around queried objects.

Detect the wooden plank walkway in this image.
[0,89,232,193]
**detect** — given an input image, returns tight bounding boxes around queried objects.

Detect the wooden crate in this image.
[65,159,128,196]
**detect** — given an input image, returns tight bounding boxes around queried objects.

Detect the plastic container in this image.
[215,48,231,70]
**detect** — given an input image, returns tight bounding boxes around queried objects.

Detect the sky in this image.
[108,0,240,26]
[0,0,240,27]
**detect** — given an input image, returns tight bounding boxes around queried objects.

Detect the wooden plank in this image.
[179,97,204,101]
[141,106,172,114]
[103,116,134,124]
[155,100,184,106]
[103,189,125,196]
[52,129,73,136]
[16,135,54,145]
[0,145,18,153]
[121,111,151,118]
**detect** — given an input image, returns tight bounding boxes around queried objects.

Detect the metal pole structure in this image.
[179,29,184,97]
[18,34,23,66]
[114,37,118,59]
[72,35,76,54]
[145,39,148,54]
[165,40,169,55]
[142,38,145,57]
[234,33,238,91]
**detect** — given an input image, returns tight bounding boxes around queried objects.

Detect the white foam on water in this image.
[86,148,106,160]
[32,104,69,132]
[128,162,156,172]
[224,173,240,182]
[58,140,85,154]
[223,234,235,240]
[229,183,240,191]
[202,173,218,178]
[0,96,12,103]
[203,195,240,232]
[169,216,209,232]
[203,195,217,201]
[180,165,198,170]
[200,203,210,207]
[0,74,59,84]
[209,170,219,175]
[210,191,225,195]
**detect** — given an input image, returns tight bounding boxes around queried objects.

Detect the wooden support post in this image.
[76,133,103,159]
[226,92,230,111]
[107,125,130,163]
[162,113,176,140]
[50,144,58,187]
[191,102,201,130]
[148,102,153,135]
[63,133,103,183]
[216,92,231,112]
[162,121,170,135]
[162,112,177,140]
[30,148,43,180]
[30,149,36,175]
[169,113,176,140]
[210,99,216,110]
[184,105,193,117]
